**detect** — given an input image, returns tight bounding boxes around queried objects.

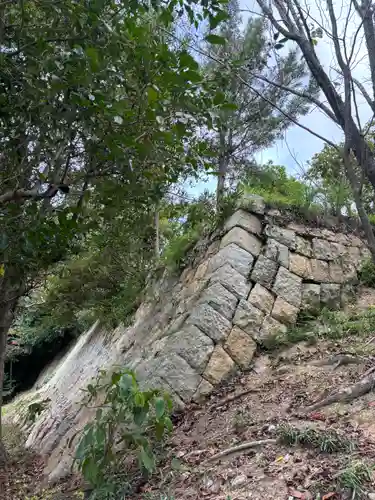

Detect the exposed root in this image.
[303,372,375,413]
[203,439,277,464]
[211,387,261,410]
[312,354,364,369]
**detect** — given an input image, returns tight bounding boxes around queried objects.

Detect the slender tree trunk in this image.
[154,210,160,258]
[216,129,229,211]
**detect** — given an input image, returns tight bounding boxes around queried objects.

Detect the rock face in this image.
[5,196,370,481]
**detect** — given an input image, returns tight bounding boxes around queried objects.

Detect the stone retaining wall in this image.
[6,195,371,480]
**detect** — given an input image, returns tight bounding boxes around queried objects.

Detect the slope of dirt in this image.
[139,293,375,499]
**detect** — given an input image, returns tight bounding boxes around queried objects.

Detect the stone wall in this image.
[5,195,371,480]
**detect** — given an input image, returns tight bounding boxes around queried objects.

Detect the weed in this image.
[358,258,375,287]
[277,424,355,453]
[337,461,374,497]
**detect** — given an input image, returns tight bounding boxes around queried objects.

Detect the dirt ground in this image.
[4,288,375,500]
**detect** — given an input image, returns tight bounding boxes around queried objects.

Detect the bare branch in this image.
[0,183,64,205]
[256,0,300,40]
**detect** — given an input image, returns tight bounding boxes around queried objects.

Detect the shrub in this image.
[358,258,375,287]
[75,369,173,498]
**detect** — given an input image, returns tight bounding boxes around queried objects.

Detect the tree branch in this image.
[0,183,65,205]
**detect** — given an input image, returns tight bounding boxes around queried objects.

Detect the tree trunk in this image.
[216,129,229,211]
[154,210,160,258]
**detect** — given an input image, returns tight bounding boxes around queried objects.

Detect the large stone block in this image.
[271,296,298,325]
[273,267,302,307]
[259,315,287,340]
[208,243,254,277]
[194,259,209,281]
[309,259,330,283]
[233,299,264,336]
[296,236,312,257]
[264,238,289,268]
[312,238,337,260]
[301,283,321,311]
[220,227,262,256]
[186,303,232,343]
[248,283,275,314]
[237,193,265,214]
[154,353,201,401]
[329,261,344,284]
[224,326,257,369]
[164,325,214,373]
[209,263,252,298]
[250,256,279,289]
[203,346,236,385]
[224,209,262,235]
[265,225,296,249]
[349,234,363,247]
[193,378,214,402]
[289,253,311,278]
[198,282,238,320]
[320,283,341,311]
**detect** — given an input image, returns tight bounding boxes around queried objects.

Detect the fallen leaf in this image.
[368,401,375,407]
[322,493,336,500]
[308,411,326,421]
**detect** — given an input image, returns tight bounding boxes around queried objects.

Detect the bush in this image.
[75,369,173,498]
[358,258,375,287]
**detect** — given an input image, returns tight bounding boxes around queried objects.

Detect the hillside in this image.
[3,195,375,498]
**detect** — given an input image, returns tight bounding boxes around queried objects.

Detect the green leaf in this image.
[205,34,226,45]
[220,102,238,111]
[274,43,284,49]
[154,397,165,418]
[119,373,134,391]
[209,11,229,30]
[139,446,155,472]
[179,51,199,71]
[147,86,158,104]
[213,91,225,105]
[134,392,145,407]
[312,38,318,46]
[133,406,148,426]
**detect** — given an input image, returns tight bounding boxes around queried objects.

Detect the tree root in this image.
[312,354,364,369]
[211,387,261,410]
[203,439,277,464]
[303,372,375,413]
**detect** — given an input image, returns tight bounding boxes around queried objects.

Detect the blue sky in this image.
[186,0,373,198]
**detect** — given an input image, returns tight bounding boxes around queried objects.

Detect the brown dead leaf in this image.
[322,493,336,500]
[289,489,306,499]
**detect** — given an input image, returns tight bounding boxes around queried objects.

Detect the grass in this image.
[277,424,355,453]
[337,461,374,498]
[261,307,375,352]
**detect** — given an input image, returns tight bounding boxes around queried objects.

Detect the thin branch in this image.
[250,72,339,123]
[256,0,300,40]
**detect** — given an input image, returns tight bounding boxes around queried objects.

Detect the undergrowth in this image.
[262,306,375,352]
[358,258,375,287]
[337,461,374,498]
[277,424,355,453]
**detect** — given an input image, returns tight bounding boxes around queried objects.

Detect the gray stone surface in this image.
[289,252,311,278]
[154,353,201,401]
[308,259,330,283]
[295,236,312,257]
[209,263,252,298]
[224,209,262,235]
[250,256,279,289]
[233,299,265,336]
[208,243,254,277]
[237,193,265,214]
[186,303,232,343]
[301,283,321,311]
[265,225,296,249]
[273,266,302,308]
[248,283,275,314]
[203,345,236,385]
[320,283,341,311]
[198,282,238,320]
[193,378,214,402]
[259,315,287,340]
[329,261,344,284]
[220,227,262,256]
[271,296,299,325]
[264,238,289,268]
[164,325,214,373]
[312,238,337,260]
[224,326,257,369]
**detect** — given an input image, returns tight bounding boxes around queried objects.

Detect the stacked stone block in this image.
[130,196,371,406]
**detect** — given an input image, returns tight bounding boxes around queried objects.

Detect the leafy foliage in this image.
[277,424,355,453]
[337,461,374,497]
[358,259,375,287]
[75,369,173,498]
